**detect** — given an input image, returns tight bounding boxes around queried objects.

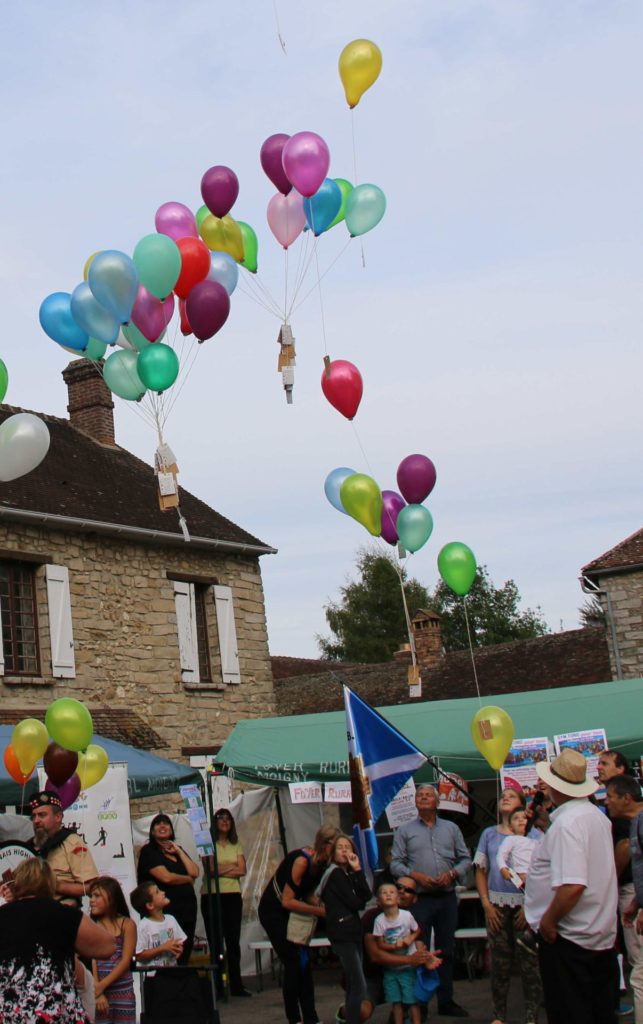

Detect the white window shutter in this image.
[0,598,5,676]
[174,581,200,683]
[214,584,240,684]
[45,565,76,678]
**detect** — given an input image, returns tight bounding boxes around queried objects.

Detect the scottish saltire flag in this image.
[343,685,427,883]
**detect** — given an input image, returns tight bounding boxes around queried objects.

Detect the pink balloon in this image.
[397,454,437,505]
[267,192,307,249]
[260,134,292,196]
[46,773,81,810]
[131,286,173,342]
[282,132,330,198]
[381,490,406,546]
[155,202,198,242]
[201,166,239,219]
[185,280,230,341]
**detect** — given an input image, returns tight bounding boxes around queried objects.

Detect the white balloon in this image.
[0,413,51,482]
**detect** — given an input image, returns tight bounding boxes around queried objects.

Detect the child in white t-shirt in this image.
[130,881,186,974]
[496,808,540,888]
[373,883,422,1024]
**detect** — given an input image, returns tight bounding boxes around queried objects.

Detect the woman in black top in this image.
[319,834,371,1024]
[137,813,199,964]
[258,824,339,1024]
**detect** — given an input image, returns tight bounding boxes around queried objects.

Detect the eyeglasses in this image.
[396,884,416,894]
[215,813,232,820]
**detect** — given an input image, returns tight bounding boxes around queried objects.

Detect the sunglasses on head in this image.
[396,884,416,894]
[215,812,232,819]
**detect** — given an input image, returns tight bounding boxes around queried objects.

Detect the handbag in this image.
[286,910,318,945]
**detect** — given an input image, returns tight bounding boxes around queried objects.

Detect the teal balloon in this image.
[208,251,239,295]
[137,343,179,393]
[103,349,146,401]
[39,292,89,351]
[88,250,139,324]
[328,178,354,229]
[303,178,342,236]
[133,234,181,299]
[396,504,433,553]
[122,323,153,352]
[70,282,120,345]
[345,183,387,237]
[437,542,477,596]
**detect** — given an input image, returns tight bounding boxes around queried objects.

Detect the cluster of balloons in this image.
[471,705,515,771]
[3,698,109,808]
[325,453,437,553]
[0,360,51,482]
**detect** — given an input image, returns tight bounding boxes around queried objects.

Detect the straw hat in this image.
[536,748,598,798]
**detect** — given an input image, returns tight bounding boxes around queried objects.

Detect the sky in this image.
[1,1,642,657]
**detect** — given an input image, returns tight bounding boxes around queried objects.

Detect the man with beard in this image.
[28,791,98,905]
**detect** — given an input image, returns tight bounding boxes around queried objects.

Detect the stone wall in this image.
[0,522,275,761]
[599,571,643,679]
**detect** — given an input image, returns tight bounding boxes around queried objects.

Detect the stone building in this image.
[0,360,276,764]
[582,527,643,680]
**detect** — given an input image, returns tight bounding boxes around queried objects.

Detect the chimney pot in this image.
[411,609,443,672]
[62,358,116,445]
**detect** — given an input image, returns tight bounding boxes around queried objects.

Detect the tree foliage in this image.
[579,596,606,628]
[317,548,430,662]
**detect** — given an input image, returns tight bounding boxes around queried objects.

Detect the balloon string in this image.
[290,238,352,316]
[162,341,201,422]
[395,563,417,669]
[287,233,319,319]
[463,596,482,706]
[238,270,284,319]
[272,0,287,54]
[237,279,283,320]
[287,229,312,316]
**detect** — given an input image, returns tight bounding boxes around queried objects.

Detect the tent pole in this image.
[205,771,227,1001]
[274,787,288,855]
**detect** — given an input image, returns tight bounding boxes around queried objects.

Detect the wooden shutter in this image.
[45,564,76,678]
[214,584,240,684]
[0,597,4,676]
[174,581,200,683]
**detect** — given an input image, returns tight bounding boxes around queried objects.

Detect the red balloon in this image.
[321,359,363,420]
[179,299,192,336]
[185,280,231,341]
[4,744,33,785]
[43,742,78,785]
[174,238,211,300]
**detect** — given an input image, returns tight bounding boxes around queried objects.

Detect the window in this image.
[194,585,212,683]
[0,561,40,675]
[173,580,240,686]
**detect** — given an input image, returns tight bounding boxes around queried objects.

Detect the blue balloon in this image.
[88,250,139,324]
[303,178,342,236]
[39,292,89,351]
[324,467,357,515]
[207,251,239,296]
[70,282,120,345]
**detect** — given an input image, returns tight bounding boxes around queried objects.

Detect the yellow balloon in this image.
[338,39,383,109]
[471,706,514,771]
[340,473,382,536]
[11,718,49,775]
[77,743,109,789]
[199,214,245,263]
[83,251,101,281]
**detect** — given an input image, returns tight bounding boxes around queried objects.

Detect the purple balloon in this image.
[381,490,407,545]
[155,202,198,242]
[201,166,239,219]
[185,280,230,342]
[131,286,172,342]
[260,134,292,196]
[46,772,81,810]
[282,132,330,198]
[397,454,437,505]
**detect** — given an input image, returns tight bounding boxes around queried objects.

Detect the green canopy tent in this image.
[216,677,643,786]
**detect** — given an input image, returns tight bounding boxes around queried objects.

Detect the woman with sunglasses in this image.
[201,808,251,998]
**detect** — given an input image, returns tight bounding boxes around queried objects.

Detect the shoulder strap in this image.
[315,864,338,898]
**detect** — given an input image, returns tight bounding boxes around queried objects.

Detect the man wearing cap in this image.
[524,748,619,1024]
[391,783,472,1018]
[28,791,98,905]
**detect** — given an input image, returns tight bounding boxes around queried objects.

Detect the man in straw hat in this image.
[524,747,619,1024]
[28,791,98,906]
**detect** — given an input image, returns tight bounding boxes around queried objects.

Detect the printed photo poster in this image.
[179,783,214,856]
[500,737,551,796]
[385,777,417,830]
[438,773,469,815]
[39,762,137,907]
[553,728,607,796]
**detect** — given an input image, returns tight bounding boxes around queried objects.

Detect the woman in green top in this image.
[201,808,251,997]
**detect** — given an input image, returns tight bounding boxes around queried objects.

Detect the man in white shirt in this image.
[524,747,619,1024]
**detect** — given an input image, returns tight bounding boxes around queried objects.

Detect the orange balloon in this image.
[4,744,34,784]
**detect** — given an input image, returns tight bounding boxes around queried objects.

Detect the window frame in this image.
[0,560,42,677]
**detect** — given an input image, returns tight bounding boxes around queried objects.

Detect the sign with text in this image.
[288,781,323,804]
[385,777,417,829]
[179,784,214,856]
[500,737,551,796]
[438,773,469,815]
[554,728,607,796]
[325,782,352,803]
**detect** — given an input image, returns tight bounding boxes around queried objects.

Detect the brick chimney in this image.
[62,358,115,445]
[411,609,444,671]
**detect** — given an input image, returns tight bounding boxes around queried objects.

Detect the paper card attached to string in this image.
[277,323,296,404]
[408,663,421,698]
[478,718,494,741]
[155,443,180,511]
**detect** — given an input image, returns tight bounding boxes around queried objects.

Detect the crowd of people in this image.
[3,747,643,1024]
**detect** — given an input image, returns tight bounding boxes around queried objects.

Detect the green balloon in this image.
[137,343,179,393]
[122,323,155,352]
[345,183,386,238]
[328,178,354,230]
[45,697,93,753]
[437,542,477,596]
[195,204,211,231]
[103,349,146,401]
[340,473,382,536]
[85,338,108,360]
[397,504,433,553]
[0,359,8,403]
[237,221,258,273]
[133,234,181,299]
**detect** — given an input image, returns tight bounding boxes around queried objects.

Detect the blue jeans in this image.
[412,891,458,1006]
[332,941,368,1024]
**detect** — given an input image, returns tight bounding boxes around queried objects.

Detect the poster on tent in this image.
[437,773,469,815]
[553,728,607,798]
[39,762,136,906]
[385,778,417,829]
[179,783,214,856]
[500,737,551,796]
